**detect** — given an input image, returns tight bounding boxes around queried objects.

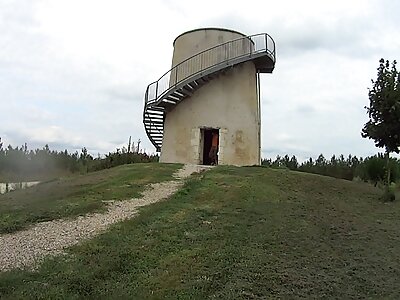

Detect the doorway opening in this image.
[200,128,219,165]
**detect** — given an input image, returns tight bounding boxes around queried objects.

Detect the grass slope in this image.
[0,163,181,234]
[1,166,399,298]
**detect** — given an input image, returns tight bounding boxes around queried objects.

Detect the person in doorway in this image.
[209,132,219,165]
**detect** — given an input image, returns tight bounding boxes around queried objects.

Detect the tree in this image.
[362,58,400,185]
[289,155,298,170]
[316,154,326,167]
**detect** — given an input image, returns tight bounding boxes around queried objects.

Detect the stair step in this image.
[147,105,164,110]
[147,109,164,114]
[166,95,181,102]
[170,92,185,99]
[174,91,185,97]
[146,122,163,125]
[146,112,164,117]
[163,99,178,105]
[146,117,163,122]
[145,126,164,130]
[143,119,164,126]
[147,127,164,131]
[146,114,163,119]
[147,113,164,118]
[186,83,195,90]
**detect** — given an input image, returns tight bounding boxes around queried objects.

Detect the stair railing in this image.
[144,33,275,108]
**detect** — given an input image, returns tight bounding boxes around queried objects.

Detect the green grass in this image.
[1,166,400,298]
[0,163,181,234]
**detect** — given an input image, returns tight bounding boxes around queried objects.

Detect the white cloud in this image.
[1,0,399,160]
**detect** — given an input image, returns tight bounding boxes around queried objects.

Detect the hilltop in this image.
[1,164,399,298]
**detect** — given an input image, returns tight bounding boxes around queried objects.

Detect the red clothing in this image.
[211,134,218,147]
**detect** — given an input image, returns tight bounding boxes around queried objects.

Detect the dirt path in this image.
[0,164,209,272]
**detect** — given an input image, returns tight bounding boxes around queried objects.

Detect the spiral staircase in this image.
[143,33,276,152]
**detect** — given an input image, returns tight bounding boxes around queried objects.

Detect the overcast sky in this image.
[1,0,399,160]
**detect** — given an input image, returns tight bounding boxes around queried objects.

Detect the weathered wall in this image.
[172,28,248,65]
[170,28,253,85]
[160,28,260,166]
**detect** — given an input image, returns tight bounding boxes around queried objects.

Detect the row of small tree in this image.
[0,138,158,181]
[262,153,400,185]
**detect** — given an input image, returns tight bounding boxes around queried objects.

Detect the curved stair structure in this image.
[143,33,276,152]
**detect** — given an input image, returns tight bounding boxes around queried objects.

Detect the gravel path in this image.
[0,164,209,272]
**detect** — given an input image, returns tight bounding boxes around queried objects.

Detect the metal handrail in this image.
[144,33,275,107]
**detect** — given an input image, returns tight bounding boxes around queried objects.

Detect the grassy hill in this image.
[1,165,400,298]
[0,163,181,234]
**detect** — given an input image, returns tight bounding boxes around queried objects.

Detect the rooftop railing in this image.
[144,33,275,107]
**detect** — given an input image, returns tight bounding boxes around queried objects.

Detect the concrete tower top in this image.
[172,28,253,67]
[173,28,247,46]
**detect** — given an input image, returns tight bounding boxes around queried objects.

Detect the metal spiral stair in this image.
[143,33,276,152]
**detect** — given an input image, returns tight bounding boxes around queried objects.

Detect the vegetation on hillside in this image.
[1,135,399,189]
[0,137,158,181]
[262,153,400,185]
[1,166,399,298]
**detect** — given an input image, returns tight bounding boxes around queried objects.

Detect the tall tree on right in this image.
[362,58,400,185]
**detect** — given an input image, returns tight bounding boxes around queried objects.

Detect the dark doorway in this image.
[202,128,219,165]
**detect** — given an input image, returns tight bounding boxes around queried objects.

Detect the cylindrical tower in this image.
[143,28,275,166]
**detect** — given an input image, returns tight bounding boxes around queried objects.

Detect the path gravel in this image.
[0,164,209,272]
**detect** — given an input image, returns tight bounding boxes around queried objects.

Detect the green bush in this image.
[381,186,396,202]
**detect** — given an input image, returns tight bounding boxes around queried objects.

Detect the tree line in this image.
[0,137,158,181]
[1,137,399,187]
[262,153,400,185]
